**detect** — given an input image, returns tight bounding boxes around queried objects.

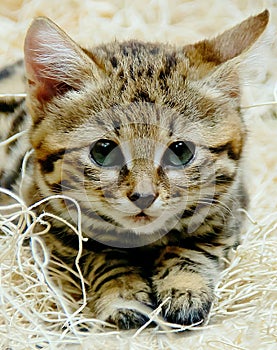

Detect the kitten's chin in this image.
[120,212,177,235]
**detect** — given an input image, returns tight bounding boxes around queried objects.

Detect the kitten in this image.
[0,10,269,329]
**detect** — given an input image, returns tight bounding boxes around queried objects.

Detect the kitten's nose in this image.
[128,192,157,210]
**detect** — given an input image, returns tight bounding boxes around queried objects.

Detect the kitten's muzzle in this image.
[128,192,157,210]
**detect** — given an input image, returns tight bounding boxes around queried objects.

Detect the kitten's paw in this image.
[153,273,213,326]
[159,288,212,325]
[91,295,153,330]
[88,274,154,329]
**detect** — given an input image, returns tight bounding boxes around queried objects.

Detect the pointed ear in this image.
[185,10,269,102]
[24,17,102,102]
[184,10,269,77]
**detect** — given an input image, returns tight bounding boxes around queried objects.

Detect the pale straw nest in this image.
[0,1,276,349]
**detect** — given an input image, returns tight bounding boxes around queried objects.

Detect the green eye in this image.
[162,141,195,168]
[90,139,124,167]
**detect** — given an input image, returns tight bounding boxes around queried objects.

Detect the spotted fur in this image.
[0,11,269,329]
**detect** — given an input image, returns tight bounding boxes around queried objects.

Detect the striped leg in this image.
[84,249,153,329]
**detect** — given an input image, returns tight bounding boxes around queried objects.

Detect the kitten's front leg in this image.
[84,249,153,329]
[152,246,219,326]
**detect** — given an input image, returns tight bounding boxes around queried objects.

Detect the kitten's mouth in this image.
[131,212,154,223]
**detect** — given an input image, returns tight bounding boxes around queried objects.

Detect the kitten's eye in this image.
[162,141,195,168]
[90,139,124,167]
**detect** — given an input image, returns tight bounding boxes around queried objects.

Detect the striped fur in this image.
[0,11,268,329]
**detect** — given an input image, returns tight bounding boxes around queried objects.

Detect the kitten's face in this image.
[65,102,201,236]
[24,13,269,243]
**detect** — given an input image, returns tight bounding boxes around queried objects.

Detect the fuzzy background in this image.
[0,0,277,349]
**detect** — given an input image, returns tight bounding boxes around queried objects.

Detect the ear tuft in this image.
[210,9,269,63]
[24,17,100,102]
[184,10,270,72]
[184,10,270,100]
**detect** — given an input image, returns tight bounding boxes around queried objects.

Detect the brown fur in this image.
[0,10,269,329]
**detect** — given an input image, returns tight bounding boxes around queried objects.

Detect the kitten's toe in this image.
[108,309,150,330]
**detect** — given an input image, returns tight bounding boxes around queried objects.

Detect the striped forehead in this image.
[116,122,165,139]
[114,123,168,164]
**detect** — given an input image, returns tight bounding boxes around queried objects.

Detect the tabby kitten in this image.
[0,11,269,329]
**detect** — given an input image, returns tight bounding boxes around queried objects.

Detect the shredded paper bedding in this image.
[0,1,276,349]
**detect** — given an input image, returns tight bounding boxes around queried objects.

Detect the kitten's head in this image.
[24,11,268,246]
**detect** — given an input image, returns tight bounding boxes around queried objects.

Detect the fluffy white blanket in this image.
[0,1,276,349]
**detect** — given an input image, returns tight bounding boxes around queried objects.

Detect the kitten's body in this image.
[0,11,268,328]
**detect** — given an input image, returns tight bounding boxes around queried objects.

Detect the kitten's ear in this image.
[24,17,102,102]
[185,10,269,77]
